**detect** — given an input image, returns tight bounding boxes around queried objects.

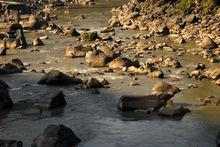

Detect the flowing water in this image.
[0,0,220,147]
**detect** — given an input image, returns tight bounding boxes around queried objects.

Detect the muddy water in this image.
[0,0,220,147]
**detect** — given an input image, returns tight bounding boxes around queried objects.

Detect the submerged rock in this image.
[152,81,181,95]
[34,91,67,109]
[32,124,81,147]
[38,70,82,85]
[0,140,22,147]
[118,93,173,111]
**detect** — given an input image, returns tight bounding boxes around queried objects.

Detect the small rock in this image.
[200,37,218,49]
[84,78,104,88]
[32,37,44,46]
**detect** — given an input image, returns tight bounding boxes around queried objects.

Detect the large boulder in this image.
[34,91,67,109]
[85,50,107,67]
[200,37,218,49]
[65,45,93,58]
[0,85,13,111]
[152,81,181,95]
[38,70,82,85]
[32,124,81,147]
[0,140,22,147]
[118,93,173,111]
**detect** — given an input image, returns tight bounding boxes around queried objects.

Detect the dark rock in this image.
[32,37,44,46]
[84,78,105,88]
[38,70,82,85]
[0,63,22,74]
[34,91,67,109]
[0,85,13,111]
[0,140,22,147]
[217,131,220,147]
[184,14,198,24]
[32,124,81,147]
[158,106,190,117]
[0,47,6,56]
[0,79,10,89]
[118,93,173,111]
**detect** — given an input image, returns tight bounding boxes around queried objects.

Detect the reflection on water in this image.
[0,0,220,147]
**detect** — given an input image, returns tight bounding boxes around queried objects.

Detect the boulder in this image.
[0,85,13,111]
[38,70,82,85]
[33,37,44,46]
[200,37,218,49]
[118,93,173,111]
[0,63,22,74]
[84,78,104,88]
[0,140,22,147]
[152,81,181,95]
[32,124,81,147]
[85,50,107,67]
[34,91,67,109]
[65,45,93,58]
[78,32,99,41]
[158,106,190,117]
[109,57,139,70]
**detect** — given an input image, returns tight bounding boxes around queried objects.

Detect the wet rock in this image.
[109,57,138,70]
[98,46,118,59]
[0,140,22,147]
[162,58,181,68]
[0,85,13,111]
[118,93,173,111]
[0,79,10,89]
[65,45,93,58]
[32,37,44,46]
[200,96,220,106]
[38,70,82,85]
[152,81,181,95]
[156,26,170,36]
[78,32,99,41]
[67,28,80,37]
[204,67,220,80]
[159,106,190,117]
[200,37,218,49]
[216,79,220,86]
[0,63,22,74]
[84,78,104,88]
[190,70,201,79]
[0,45,6,56]
[85,50,107,67]
[194,63,206,70]
[174,36,185,44]
[148,70,164,79]
[32,124,81,147]
[217,131,220,147]
[34,91,67,109]
[187,84,198,89]
[27,15,48,30]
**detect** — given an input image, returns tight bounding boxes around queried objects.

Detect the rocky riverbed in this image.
[0,0,220,147]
